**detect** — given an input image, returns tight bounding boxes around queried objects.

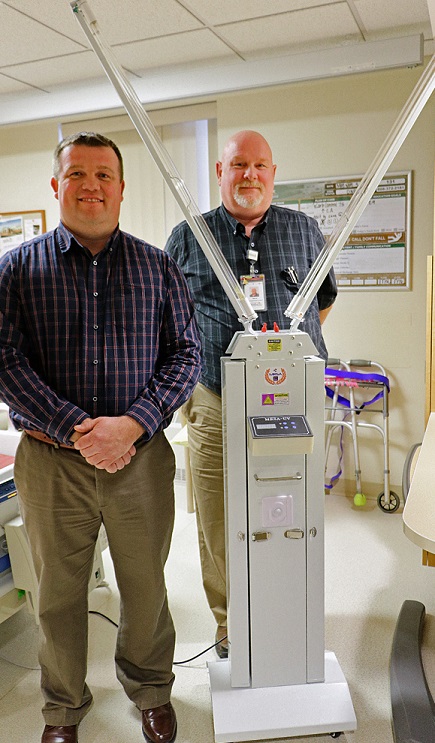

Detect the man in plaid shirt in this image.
[166,130,336,659]
[0,132,200,743]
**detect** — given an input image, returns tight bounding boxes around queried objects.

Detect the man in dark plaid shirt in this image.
[0,132,201,743]
[165,130,336,659]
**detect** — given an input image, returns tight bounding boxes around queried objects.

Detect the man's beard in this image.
[233,181,264,209]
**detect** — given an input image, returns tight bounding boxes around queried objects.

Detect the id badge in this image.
[240,274,267,310]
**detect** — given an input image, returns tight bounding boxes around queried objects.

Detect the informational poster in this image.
[0,211,45,259]
[272,172,411,290]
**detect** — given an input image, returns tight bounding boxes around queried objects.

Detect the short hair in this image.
[53,131,124,180]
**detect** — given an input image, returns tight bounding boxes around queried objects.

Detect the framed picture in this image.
[0,210,46,259]
[273,172,411,290]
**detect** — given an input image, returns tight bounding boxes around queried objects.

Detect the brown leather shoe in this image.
[41,725,78,743]
[142,702,177,743]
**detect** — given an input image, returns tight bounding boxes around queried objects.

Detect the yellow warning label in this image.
[262,395,274,405]
[267,338,282,352]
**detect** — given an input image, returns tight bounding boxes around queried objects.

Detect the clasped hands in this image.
[71,415,145,474]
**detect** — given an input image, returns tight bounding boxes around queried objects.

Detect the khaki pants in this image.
[182,383,226,629]
[14,431,176,725]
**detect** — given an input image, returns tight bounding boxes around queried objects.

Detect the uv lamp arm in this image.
[70,0,257,332]
[287,52,435,330]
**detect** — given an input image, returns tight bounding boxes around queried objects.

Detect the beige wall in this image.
[0,62,434,498]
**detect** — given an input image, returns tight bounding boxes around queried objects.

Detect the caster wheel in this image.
[330,734,342,739]
[353,492,366,507]
[377,491,400,513]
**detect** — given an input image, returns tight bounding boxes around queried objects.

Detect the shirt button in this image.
[93,359,98,365]
[93,260,98,266]
[93,324,98,330]
[93,396,98,402]
[93,292,98,297]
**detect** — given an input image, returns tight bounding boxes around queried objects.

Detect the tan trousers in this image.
[14,431,176,725]
[182,383,226,629]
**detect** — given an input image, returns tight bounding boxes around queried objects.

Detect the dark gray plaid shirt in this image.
[0,223,201,444]
[165,204,336,395]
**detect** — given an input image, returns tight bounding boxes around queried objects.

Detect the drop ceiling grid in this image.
[83,0,204,44]
[354,0,432,35]
[2,0,203,45]
[0,52,104,90]
[215,4,363,55]
[0,28,240,92]
[0,4,84,67]
[2,0,85,43]
[179,0,339,26]
[114,30,240,73]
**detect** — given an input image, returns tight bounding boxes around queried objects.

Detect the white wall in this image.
[0,63,433,498]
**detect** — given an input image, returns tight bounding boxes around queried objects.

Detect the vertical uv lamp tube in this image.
[69,0,257,332]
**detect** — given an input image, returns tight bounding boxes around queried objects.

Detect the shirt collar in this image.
[57,222,120,256]
[218,203,270,237]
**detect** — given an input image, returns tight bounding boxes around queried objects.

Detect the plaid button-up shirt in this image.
[166,204,336,395]
[0,222,201,444]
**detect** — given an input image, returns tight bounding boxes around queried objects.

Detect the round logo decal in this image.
[265,367,287,385]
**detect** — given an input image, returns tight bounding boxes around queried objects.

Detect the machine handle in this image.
[284,529,304,539]
[254,473,302,482]
[252,531,271,542]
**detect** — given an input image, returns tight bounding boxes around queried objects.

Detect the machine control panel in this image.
[249,415,312,439]
[248,415,313,456]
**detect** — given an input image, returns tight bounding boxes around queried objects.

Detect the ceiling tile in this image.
[3,0,203,46]
[1,52,105,90]
[216,4,362,56]
[182,0,337,26]
[115,30,239,73]
[1,28,239,89]
[2,0,86,43]
[90,0,203,44]
[354,0,432,38]
[0,73,36,95]
[0,5,84,66]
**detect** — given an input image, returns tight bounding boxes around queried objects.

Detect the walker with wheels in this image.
[324,359,400,513]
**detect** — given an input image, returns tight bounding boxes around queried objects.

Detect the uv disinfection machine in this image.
[207,328,356,742]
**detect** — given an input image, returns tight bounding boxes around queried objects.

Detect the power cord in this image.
[88,609,228,665]
[0,609,226,671]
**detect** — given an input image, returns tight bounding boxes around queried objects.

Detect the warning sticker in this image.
[274,393,289,405]
[267,338,282,352]
[262,394,275,405]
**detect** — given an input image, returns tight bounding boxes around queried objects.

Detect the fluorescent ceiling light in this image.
[0,34,424,126]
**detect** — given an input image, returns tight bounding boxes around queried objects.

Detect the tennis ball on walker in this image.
[354,493,366,507]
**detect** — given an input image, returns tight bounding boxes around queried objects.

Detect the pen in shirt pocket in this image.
[280,265,299,286]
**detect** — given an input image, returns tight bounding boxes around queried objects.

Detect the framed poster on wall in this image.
[272,172,411,290]
[0,210,46,259]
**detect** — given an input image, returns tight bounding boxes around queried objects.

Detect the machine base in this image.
[208,651,356,742]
